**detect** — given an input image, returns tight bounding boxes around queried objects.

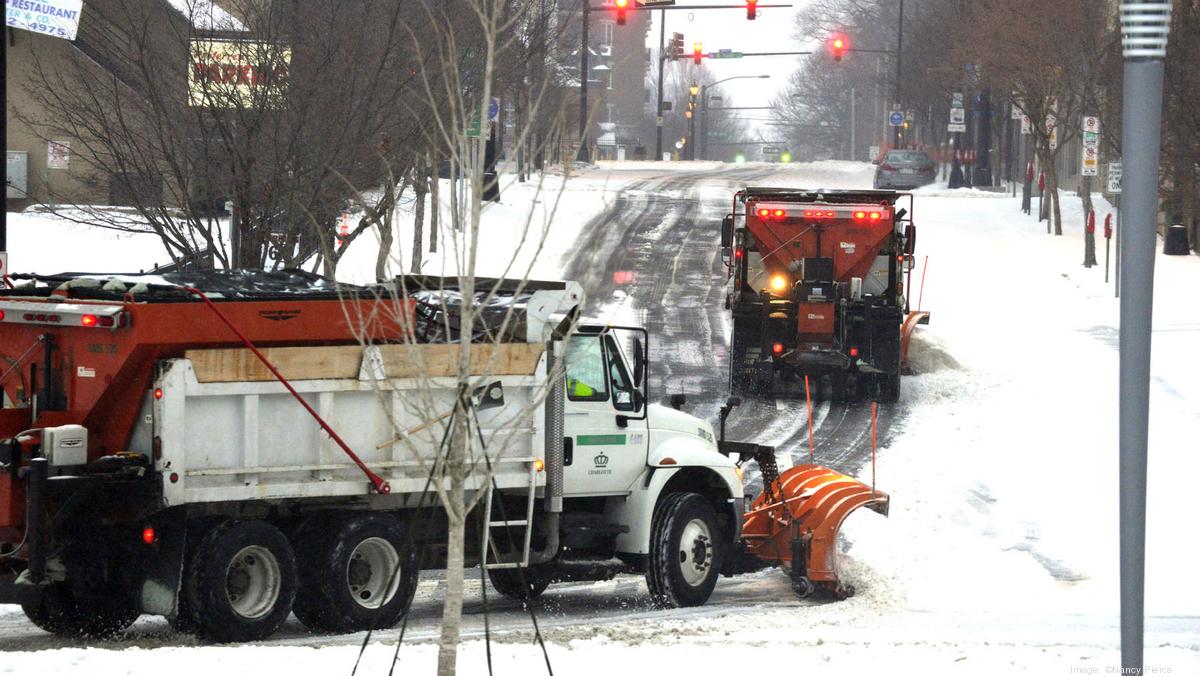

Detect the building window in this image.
[600,20,614,46]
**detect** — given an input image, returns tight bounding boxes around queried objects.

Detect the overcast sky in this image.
[646,0,815,134]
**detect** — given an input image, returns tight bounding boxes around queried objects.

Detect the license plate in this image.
[901,168,916,174]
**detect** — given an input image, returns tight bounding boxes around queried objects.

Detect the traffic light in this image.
[747,0,758,20]
[830,34,848,62]
[693,42,703,65]
[669,32,685,60]
[615,0,628,26]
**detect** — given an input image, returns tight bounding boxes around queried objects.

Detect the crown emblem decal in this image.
[594,452,609,467]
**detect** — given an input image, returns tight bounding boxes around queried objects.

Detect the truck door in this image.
[561,331,649,497]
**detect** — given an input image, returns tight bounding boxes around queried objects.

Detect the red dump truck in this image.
[1,270,887,642]
[722,188,927,401]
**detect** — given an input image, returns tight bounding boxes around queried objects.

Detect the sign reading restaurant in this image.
[5,0,83,41]
[188,40,291,108]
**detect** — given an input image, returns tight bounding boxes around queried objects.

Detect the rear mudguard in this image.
[741,464,888,595]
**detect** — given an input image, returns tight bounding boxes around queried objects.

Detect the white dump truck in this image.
[1,273,747,642]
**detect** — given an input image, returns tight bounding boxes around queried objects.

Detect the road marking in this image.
[775,398,786,412]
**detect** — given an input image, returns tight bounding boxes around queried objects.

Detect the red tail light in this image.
[142,526,157,545]
[80,314,98,327]
[772,342,784,355]
[757,208,770,217]
[773,209,785,217]
[869,212,882,220]
[854,211,867,220]
[734,248,744,259]
[0,310,5,321]
[849,346,859,358]
[154,388,164,400]
[881,163,897,171]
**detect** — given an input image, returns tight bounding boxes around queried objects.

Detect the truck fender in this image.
[608,462,742,555]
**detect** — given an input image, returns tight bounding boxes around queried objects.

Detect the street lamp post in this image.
[701,74,771,161]
[688,83,700,161]
[1117,3,1172,673]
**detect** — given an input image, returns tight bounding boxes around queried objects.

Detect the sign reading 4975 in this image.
[5,0,83,41]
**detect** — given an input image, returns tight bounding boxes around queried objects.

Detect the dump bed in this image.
[151,342,552,506]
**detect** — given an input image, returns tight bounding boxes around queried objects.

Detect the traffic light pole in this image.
[893,0,904,148]
[578,1,591,162]
[655,12,667,161]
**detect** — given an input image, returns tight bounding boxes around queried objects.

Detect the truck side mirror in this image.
[632,336,646,386]
[904,223,916,255]
[720,214,734,248]
[669,393,687,410]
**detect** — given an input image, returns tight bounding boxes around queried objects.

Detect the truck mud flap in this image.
[740,464,888,597]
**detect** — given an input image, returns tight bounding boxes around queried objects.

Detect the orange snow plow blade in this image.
[741,464,889,597]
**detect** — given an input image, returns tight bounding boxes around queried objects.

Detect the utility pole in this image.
[892,0,904,148]
[655,13,667,161]
[1117,3,1171,674]
[578,0,591,162]
[849,87,856,160]
[1,32,7,259]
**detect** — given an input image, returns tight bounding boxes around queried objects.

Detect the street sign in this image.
[1081,116,1100,176]
[905,111,914,123]
[1107,162,1122,194]
[5,0,82,40]
[869,145,880,161]
[488,97,501,122]
[1020,115,1031,134]
[638,0,676,6]
[952,92,964,108]
[709,50,743,59]
[889,111,904,127]
[656,116,664,126]
[47,141,70,170]
[948,123,967,133]
[1011,96,1024,119]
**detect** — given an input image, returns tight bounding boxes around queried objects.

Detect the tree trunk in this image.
[429,150,440,253]
[376,181,396,282]
[413,165,427,273]
[437,395,470,676]
[1081,175,1097,266]
[1044,153,1063,235]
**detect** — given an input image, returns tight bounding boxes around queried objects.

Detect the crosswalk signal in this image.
[747,0,757,20]
[615,0,628,26]
[830,34,847,62]
[693,42,703,65]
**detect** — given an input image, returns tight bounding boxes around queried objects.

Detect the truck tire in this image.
[22,580,140,638]
[645,492,723,608]
[186,519,298,643]
[291,513,418,633]
[487,566,551,602]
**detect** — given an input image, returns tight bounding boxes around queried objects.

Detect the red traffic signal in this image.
[747,0,758,20]
[830,34,848,61]
[693,41,703,65]
[615,0,628,25]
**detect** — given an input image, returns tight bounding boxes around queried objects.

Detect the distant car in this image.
[873,150,937,189]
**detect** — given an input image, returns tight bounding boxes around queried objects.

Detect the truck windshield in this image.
[565,336,609,402]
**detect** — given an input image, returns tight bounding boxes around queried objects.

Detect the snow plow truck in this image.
[722,188,928,401]
[0,270,887,642]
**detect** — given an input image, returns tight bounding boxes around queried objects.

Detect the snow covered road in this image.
[3,161,1198,674]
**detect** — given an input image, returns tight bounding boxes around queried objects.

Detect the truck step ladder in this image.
[481,457,540,570]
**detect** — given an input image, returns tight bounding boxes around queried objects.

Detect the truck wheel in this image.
[487,566,551,602]
[22,580,139,638]
[292,514,418,633]
[646,493,723,608]
[186,520,297,643]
